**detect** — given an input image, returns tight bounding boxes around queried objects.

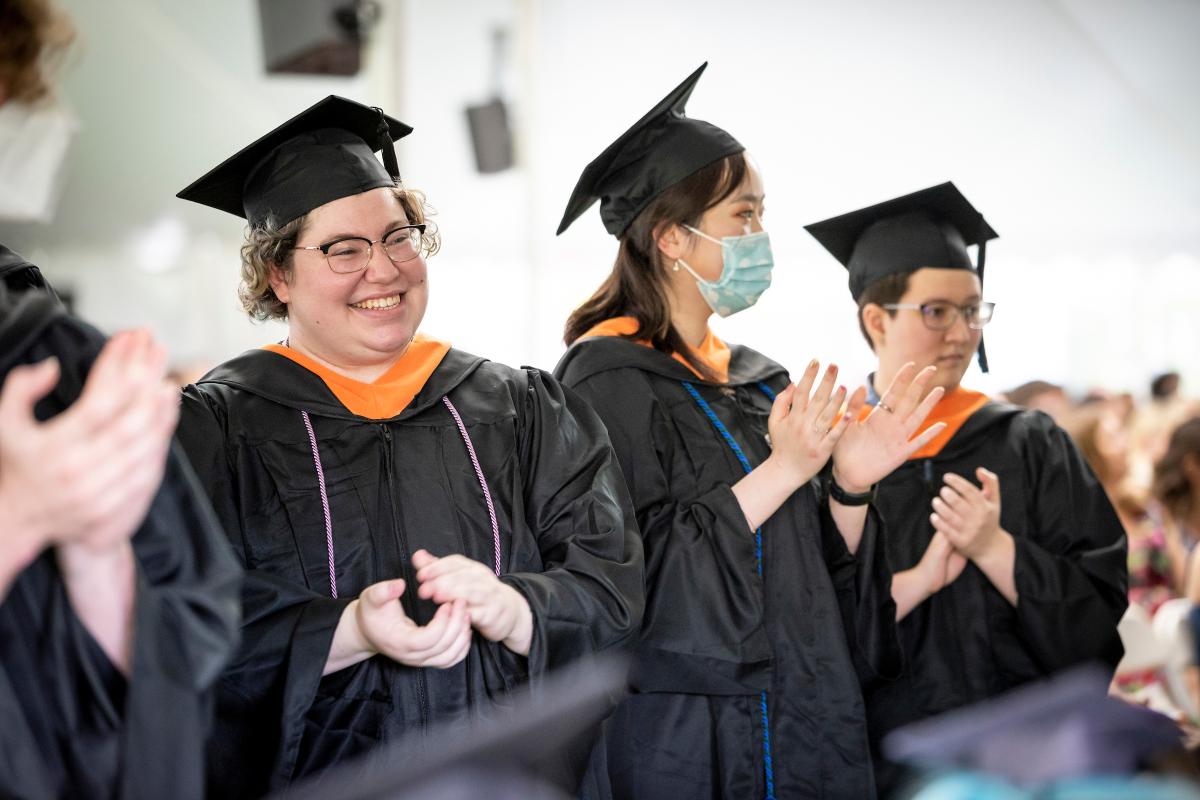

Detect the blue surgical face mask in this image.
[674,225,774,318]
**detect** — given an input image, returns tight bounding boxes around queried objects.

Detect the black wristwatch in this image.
[826,472,875,506]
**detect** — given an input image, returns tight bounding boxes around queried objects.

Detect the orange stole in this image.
[861,386,989,460]
[579,316,731,383]
[261,333,451,419]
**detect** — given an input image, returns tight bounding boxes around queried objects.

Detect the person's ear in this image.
[654,223,690,264]
[862,303,887,351]
[268,263,291,304]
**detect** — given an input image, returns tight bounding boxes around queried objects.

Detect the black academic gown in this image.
[176,346,643,799]
[555,337,900,800]
[0,246,242,800]
[865,399,1128,797]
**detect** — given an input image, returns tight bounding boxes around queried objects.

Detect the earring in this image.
[673,260,681,272]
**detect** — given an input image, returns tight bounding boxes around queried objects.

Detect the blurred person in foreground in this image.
[1,3,241,798]
[0,0,77,223]
[807,183,1128,796]
[0,289,242,799]
[884,666,1197,800]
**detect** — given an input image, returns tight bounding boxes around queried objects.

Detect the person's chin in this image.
[932,356,970,390]
[355,321,416,354]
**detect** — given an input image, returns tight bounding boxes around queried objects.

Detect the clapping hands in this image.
[831,363,947,493]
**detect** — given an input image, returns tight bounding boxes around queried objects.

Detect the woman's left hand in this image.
[412,549,533,656]
[831,362,946,492]
[931,468,1005,561]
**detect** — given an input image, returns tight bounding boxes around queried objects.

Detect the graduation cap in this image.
[0,243,58,308]
[805,182,999,371]
[275,656,627,800]
[883,665,1185,789]
[556,62,744,238]
[177,95,412,228]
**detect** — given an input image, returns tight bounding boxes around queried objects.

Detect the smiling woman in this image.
[237,185,439,381]
[238,185,439,324]
[173,95,643,799]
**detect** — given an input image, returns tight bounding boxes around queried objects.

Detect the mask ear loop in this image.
[674,257,706,282]
[673,222,718,282]
[683,224,724,247]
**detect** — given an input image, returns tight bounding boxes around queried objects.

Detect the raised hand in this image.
[0,330,178,557]
[931,468,1004,561]
[412,549,533,656]
[353,578,473,668]
[765,360,854,487]
[831,362,946,492]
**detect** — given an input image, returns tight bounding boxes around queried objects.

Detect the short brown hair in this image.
[238,185,439,321]
[0,0,75,105]
[856,272,912,351]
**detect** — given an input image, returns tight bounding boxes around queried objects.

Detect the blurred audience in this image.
[1009,373,1200,727]
[1061,402,1186,615]
[1003,379,1072,420]
[1153,372,1183,403]
[1154,418,1200,598]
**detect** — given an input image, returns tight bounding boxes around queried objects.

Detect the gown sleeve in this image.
[177,386,352,794]
[1011,414,1128,671]
[0,304,241,800]
[567,368,773,696]
[498,369,645,681]
[817,496,903,688]
[117,442,244,799]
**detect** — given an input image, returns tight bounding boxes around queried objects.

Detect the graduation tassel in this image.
[374,106,401,180]
[975,235,990,374]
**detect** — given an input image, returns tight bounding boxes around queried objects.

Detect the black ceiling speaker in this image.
[465,28,515,174]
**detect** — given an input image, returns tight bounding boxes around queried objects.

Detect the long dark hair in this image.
[563,153,748,383]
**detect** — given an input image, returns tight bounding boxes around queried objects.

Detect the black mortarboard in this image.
[0,243,51,296]
[556,62,744,238]
[276,656,627,800]
[177,95,412,228]
[883,665,1185,788]
[805,182,998,371]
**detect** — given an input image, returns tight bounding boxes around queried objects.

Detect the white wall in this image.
[3,0,1197,397]
[521,0,1200,396]
[1,0,377,364]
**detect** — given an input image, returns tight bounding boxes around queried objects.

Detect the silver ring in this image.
[877,401,895,414]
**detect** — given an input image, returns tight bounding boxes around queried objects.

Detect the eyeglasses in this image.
[294,224,427,274]
[882,301,996,331]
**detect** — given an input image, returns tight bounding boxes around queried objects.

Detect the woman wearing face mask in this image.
[553,64,946,799]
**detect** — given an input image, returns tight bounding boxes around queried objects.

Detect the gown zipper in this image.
[378,423,429,731]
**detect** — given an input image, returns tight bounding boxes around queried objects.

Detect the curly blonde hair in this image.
[238,185,440,321]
